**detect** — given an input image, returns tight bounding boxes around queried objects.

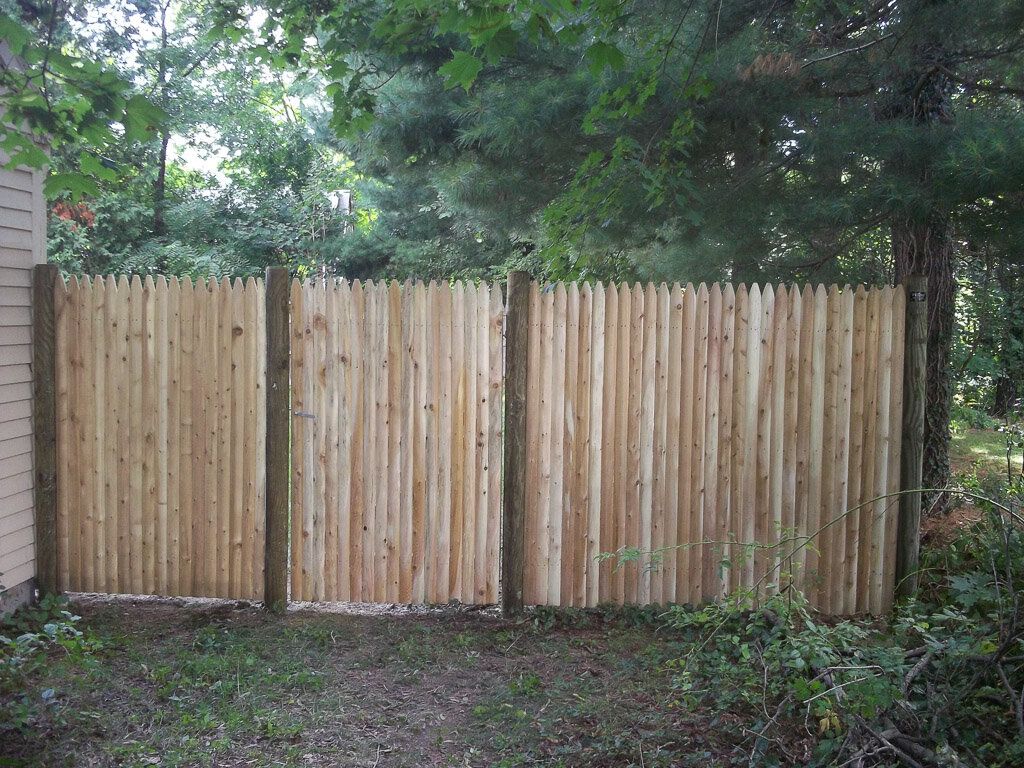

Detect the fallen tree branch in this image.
[902,650,933,696]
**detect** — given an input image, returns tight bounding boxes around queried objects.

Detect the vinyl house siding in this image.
[0,155,45,612]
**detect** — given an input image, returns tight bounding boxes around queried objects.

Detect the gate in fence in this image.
[34,267,917,615]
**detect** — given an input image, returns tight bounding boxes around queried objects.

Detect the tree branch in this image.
[802,33,894,68]
[819,0,897,47]
[939,66,1024,99]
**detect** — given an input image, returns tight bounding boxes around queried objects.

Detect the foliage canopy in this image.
[2,0,1023,492]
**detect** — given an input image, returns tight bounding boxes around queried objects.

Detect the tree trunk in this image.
[892,212,955,514]
[153,0,171,271]
[728,125,769,285]
[154,131,169,238]
[991,263,1024,418]
[883,17,956,516]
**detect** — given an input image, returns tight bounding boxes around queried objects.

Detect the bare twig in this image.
[938,65,1024,99]
[995,662,1024,740]
[901,650,933,696]
[803,34,895,68]
[803,676,871,705]
[868,726,925,768]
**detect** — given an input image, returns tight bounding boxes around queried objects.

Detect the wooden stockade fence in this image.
[518,282,906,615]
[290,280,504,604]
[34,266,923,615]
[53,275,267,599]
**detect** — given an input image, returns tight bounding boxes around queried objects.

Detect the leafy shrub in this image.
[0,594,100,734]
[660,502,1024,767]
[950,402,1001,432]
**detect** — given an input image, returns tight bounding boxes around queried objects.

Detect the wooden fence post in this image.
[264,267,290,610]
[32,264,59,596]
[896,274,927,600]
[502,271,530,617]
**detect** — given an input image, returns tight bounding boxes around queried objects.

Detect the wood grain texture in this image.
[598,283,618,604]
[502,273,530,615]
[663,284,683,603]
[805,286,828,608]
[884,286,907,611]
[523,282,542,605]
[637,283,656,606]
[165,278,180,596]
[51,274,908,615]
[856,287,880,613]
[690,284,709,603]
[54,273,70,592]
[714,285,736,601]
[869,288,894,614]
[53,276,266,600]
[31,265,58,595]
[897,276,926,599]
[702,284,722,600]
[767,286,786,599]
[557,283,576,606]
[514,280,907,612]
[625,285,643,603]
[411,282,427,603]
[80,278,96,593]
[614,285,632,603]
[586,284,606,607]
[178,277,194,596]
[264,268,289,608]
[286,279,505,607]
[845,287,868,614]
[651,284,669,606]
[677,285,696,604]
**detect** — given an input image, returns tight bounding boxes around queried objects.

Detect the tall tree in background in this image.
[6,0,1023,502]
[327,39,609,280]
[0,0,167,194]
[243,0,1023,502]
[5,0,357,277]
[72,0,233,256]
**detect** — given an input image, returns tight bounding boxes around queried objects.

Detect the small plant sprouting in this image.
[1,594,100,734]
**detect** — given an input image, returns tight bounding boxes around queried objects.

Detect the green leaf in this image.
[43,173,99,201]
[482,26,517,64]
[0,12,31,56]
[0,134,48,170]
[122,95,168,143]
[327,59,350,80]
[5,90,48,110]
[583,41,625,76]
[525,12,556,43]
[80,152,118,182]
[77,122,109,146]
[438,51,483,92]
[222,24,245,43]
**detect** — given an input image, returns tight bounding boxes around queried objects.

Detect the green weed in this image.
[1,594,101,735]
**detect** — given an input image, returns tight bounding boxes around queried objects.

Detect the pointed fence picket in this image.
[288,279,505,604]
[520,282,905,614]
[54,275,266,599]
[43,272,908,615]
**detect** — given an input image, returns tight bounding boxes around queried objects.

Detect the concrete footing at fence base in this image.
[0,579,38,615]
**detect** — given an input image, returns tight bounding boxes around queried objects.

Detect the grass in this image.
[950,426,1022,478]
[1,598,745,768]
[3,427,1018,767]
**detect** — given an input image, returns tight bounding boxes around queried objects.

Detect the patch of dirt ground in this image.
[2,594,738,768]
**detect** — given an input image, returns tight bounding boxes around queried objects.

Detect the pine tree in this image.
[229,0,1024,501]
